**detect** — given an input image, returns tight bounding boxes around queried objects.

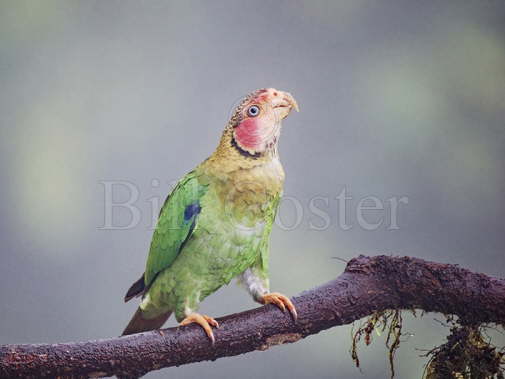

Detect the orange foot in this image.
[261,292,297,320]
[180,313,219,344]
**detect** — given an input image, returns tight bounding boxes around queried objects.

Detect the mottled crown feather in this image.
[226,88,268,130]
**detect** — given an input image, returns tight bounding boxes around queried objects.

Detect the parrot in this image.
[122,88,299,342]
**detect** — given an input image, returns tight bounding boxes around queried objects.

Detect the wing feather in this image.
[144,170,208,287]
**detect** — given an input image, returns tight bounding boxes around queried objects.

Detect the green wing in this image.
[144,171,208,287]
[257,192,282,278]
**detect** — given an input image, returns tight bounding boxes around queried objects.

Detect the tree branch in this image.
[1,255,504,378]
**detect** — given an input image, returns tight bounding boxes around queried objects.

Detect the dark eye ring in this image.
[247,105,260,117]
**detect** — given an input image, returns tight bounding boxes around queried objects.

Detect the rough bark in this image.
[1,255,504,378]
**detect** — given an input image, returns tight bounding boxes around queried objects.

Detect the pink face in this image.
[233,88,298,154]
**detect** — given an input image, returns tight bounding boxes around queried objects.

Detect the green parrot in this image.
[122,88,299,342]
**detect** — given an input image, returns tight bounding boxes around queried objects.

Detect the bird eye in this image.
[247,105,260,117]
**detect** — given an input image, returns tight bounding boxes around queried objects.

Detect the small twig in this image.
[331,256,349,263]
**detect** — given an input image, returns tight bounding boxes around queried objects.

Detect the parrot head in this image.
[225,88,299,157]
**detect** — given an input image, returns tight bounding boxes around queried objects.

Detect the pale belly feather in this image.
[140,217,265,321]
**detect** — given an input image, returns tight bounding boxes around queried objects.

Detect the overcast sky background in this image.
[1,1,504,378]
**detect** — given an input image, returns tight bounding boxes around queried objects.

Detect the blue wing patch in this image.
[184,202,202,222]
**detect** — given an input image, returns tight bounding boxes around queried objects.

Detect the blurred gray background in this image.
[1,1,504,378]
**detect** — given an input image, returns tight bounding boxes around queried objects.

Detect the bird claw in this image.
[180,313,219,344]
[261,292,297,320]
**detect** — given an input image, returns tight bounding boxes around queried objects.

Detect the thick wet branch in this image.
[1,255,504,378]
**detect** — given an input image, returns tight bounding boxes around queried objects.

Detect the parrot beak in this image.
[272,91,299,120]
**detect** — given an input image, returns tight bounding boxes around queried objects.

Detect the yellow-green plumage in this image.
[122,88,297,335]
